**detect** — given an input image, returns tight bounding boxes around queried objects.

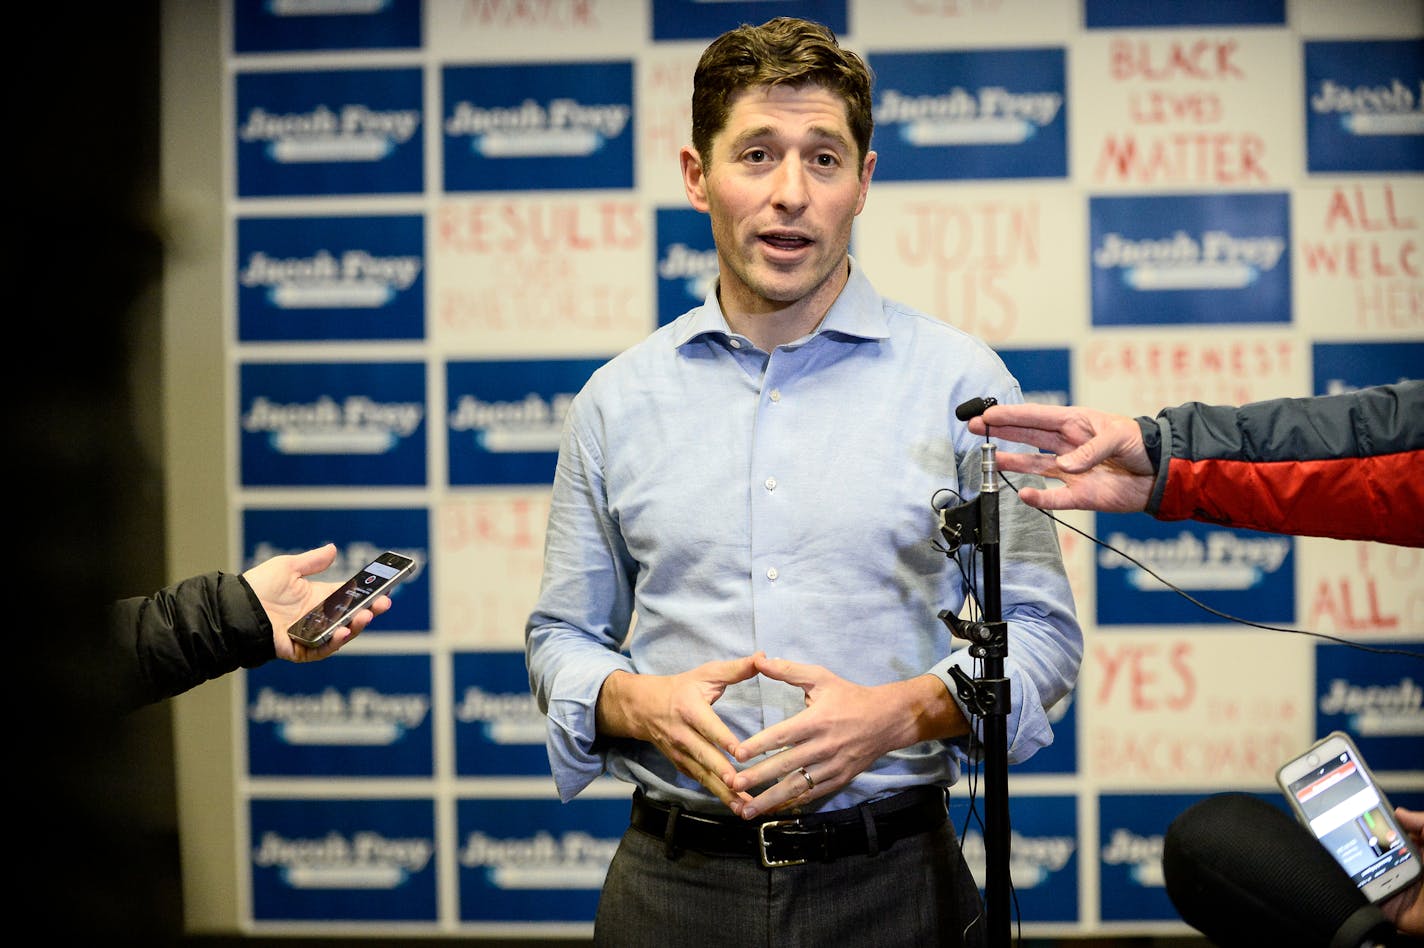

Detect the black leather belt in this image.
[629,786,947,868]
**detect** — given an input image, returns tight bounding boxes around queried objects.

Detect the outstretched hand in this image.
[968,403,1155,514]
[244,543,393,663]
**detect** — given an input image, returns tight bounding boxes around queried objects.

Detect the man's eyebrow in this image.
[727,124,853,153]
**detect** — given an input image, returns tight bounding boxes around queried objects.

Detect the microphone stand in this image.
[937,438,1011,948]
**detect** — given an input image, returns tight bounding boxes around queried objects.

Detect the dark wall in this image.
[11,2,177,941]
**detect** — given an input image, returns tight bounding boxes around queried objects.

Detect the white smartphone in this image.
[286,550,416,648]
[1276,730,1421,905]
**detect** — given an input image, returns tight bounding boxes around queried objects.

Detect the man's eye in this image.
[814,153,840,167]
[745,149,769,162]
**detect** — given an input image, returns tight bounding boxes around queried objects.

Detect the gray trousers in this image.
[593,815,987,947]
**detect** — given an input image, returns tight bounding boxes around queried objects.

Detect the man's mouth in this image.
[760,232,813,251]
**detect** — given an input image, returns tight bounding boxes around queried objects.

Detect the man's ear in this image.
[680,145,709,212]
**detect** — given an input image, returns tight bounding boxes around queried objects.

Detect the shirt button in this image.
[769,389,782,402]
[765,476,777,491]
[729,338,743,349]
[766,567,779,581]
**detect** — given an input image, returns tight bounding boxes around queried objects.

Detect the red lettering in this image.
[1300,239,1420,279]
[1307,578,1401,633]
[1109,38,1244,81]
[1093,642,1197,712]
[1128,90,1223,124]
[1095,133,1267,185]
[1323,184,1418,232]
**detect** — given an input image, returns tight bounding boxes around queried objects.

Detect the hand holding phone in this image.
[1276,730,1422,906]
[286,550,416,649]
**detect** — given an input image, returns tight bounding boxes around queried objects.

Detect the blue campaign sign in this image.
[995,347,1072,408]
[1312,340,1424,396]
[453,651,553,777]
[1306,40,1424,174]
[250,797,437,921]
[455,795,629,923]
[236,68,423,197]
[247,653,434,777]
[656,207,716,328]
[1085,0,1285,28]
[650,0,846,41]
[237,215,425,342]
[1090,193,1291,326]
[1094,513,1295,627]
[241,507,431,633]
[1314,643,1424,773]
[446,358,605,486]
[1097,792,1285,922]
[239,361,427,487]
[232,0,421,53]
[954,792,1079,923]
[442,61,634,193]
[869,48,1067,182]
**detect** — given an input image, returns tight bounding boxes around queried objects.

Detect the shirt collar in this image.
[672,256,890,349]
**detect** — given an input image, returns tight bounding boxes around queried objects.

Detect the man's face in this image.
[681,83,876,319]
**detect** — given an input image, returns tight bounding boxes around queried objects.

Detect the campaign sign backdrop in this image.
[1305,40,1424,174]
[242,506,432,634]
[997,347,1073,407]
[178,0,1424,938]
[656,206,717,327]
[235,68,423,198]
[442,62,635,194]
[1312,340,1424,394]
[250,797,437,921]
[869,48,1068,182]
[456,796,628,923]
[1090,193,1292,326]
[453,651,551,777]
[240,361,427,487]
[446,358,603,486]
[1094,513,1296,627]
[1313,642,1424,773]
[237,215,425,342]
[247,653,434,777]
[1096,791,1277,923]
[1011,693,1078,776]
[955,793,1080,924]
[232,0,421,53]
[1084,0,1286,28]
[650,0,847,41]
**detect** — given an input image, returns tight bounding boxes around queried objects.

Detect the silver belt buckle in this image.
[757,819,806,868]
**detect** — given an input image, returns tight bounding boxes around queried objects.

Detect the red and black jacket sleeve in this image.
[1136,381,1424,548]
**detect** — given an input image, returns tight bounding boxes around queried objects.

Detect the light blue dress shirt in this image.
[526,260,1082,814]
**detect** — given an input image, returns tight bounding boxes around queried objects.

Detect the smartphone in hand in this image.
[1276,730,1421,905]
[286,550,416,648]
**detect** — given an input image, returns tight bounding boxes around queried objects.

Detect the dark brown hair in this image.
[690,17,874,172]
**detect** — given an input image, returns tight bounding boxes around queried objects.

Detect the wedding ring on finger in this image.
[797,766,815,791]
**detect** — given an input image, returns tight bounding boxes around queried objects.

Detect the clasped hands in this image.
[602,650,953,821]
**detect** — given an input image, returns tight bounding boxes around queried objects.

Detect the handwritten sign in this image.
[1086,633,1310,787]
[1075,31,1296,188]
[1295,182,1423,335]
[435,493,551,647]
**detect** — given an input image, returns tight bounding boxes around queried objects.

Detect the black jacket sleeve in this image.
[108,571,277,711]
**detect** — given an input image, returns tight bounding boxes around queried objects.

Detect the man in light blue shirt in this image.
[525,16,1081,947]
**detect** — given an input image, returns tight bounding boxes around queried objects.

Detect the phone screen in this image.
[287,553,412,646]
[1285,746,1415,893]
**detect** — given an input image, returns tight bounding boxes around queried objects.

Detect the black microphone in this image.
[1162,792,1399,948]
[955,395,998,421]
